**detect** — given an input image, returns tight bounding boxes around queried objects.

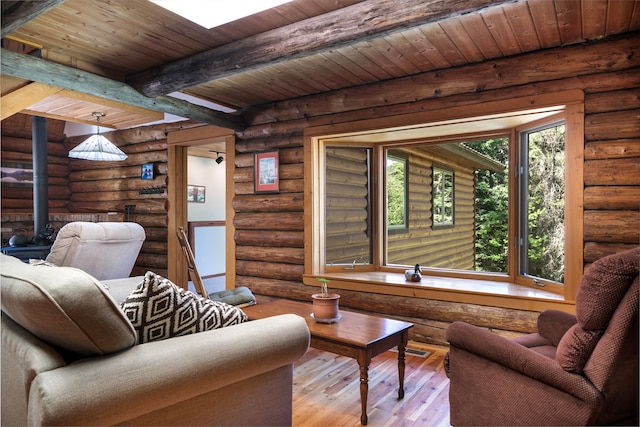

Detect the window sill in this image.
[303,271,575,313]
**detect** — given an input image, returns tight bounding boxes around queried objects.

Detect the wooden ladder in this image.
[176,226,208,299]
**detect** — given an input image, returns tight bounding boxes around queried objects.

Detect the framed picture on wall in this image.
[141,163,154,180]
[187,185,206,203]
[254,150,279,193]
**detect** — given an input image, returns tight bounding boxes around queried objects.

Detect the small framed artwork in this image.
[187,185,206,203]
[141,163,154,180]
[254,150,279,193]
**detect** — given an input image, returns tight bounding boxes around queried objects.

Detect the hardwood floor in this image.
[292,342,452,427]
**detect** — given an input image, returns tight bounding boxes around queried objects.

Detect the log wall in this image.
[234,34,640,345]
[1,115,203,277]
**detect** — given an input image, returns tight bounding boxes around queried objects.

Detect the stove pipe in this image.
[32,116,48,236]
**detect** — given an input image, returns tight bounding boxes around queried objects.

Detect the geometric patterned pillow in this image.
[120,271,248,344]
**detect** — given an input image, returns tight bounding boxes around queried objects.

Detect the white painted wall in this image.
[187,156,225,277]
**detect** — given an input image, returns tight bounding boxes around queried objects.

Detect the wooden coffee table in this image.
[243,295,414,425]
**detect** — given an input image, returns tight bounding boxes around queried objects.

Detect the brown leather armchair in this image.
[446,247,639,426]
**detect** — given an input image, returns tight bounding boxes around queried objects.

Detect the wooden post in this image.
[167,144,188,287]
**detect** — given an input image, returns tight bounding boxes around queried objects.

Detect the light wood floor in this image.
[292,342,452,427]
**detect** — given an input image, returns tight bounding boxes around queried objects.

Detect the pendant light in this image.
[68,112,128,161]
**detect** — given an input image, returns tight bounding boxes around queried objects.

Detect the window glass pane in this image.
[385,147,432,266]
[433,167,454,226]
[386,154,407,229]
[384,143,504,270]
[325,146,373,265]
[522,124,565,284]
[466,138,510,273]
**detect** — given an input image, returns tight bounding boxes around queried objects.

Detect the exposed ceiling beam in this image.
[0,82,62,120]
[0,48,246,131]
[127,0,508,97]
[0,82,163,124]
[1,0,65,39]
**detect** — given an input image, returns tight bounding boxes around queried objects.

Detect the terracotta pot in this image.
[311,293,340,319]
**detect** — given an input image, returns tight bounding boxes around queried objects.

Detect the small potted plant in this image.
[311,278,341,321]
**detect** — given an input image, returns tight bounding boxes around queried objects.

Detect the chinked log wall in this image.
[234,34,640,345]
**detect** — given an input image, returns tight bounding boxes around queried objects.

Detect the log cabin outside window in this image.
[325,146,373,266]
[304,92,584,305]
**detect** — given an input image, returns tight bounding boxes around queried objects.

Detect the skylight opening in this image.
[150,0,292,29]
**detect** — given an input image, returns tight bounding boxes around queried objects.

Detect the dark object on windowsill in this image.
[405,264,422,282]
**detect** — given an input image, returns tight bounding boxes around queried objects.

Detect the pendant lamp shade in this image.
[68,112,127,161]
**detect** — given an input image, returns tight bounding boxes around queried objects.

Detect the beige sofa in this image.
[1,254,310,426]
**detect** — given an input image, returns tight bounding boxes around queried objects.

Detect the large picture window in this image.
[305,92,584,301]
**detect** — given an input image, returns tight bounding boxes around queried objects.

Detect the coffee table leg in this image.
[398,330,408,399]
[359,363,369,425]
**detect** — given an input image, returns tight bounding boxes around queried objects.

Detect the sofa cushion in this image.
[208,286,256,307]
[0,254,136,356]
[121,271,248,344]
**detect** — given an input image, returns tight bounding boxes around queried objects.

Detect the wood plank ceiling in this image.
[1,0,639,130]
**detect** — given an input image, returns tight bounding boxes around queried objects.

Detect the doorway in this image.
[166,125,235,290]
[186,152,227,294]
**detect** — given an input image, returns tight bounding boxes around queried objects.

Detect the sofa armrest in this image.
[28,314,310,426]
[536,309,577,346]
[446,321,601,406]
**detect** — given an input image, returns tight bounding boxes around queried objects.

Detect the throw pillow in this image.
[0,253,136,356]
[556,324,602,373]
[121,271,248,344]
[208,286,256,307]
